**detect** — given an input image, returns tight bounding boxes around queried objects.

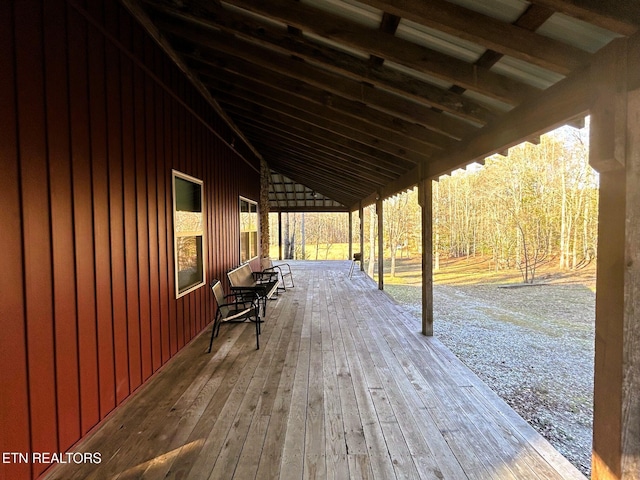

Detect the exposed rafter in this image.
[135,0,637,211]
[358,0,590,75]
[192,0,541,104]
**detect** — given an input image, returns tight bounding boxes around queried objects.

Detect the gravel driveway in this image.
[385,283,595,477]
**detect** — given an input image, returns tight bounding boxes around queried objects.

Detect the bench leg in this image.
[207,313,221,353]
[255,313,260,349]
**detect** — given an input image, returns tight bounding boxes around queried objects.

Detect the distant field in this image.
[382,254,597,291]
[269,243,352,261]
[267,245,597,291]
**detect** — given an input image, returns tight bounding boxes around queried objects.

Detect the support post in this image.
[376,196,384,290]
[419,178,433,336]
[348,210,353,260]
[621,89,640,479]
[278,211,283,260]
[359,203,364,271]
[590,84,640,479]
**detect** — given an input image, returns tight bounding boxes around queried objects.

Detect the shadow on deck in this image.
[46,261,585,479]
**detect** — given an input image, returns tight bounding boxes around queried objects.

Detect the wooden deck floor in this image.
[46,261,585,480]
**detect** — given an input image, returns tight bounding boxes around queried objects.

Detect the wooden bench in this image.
[227,263,279,316]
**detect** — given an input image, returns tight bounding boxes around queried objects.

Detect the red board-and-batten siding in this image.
[0,1,261,478]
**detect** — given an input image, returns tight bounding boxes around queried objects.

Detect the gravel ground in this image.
[385,283,595,477]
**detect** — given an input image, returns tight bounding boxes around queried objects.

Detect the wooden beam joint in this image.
[590,38,628,173]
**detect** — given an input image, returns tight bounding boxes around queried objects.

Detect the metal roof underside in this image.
[133,0,636,211]
[269,171,345,212]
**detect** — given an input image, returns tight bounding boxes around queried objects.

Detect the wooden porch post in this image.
[419,178,433,336]
[376,195,384,290]
[359,202,364,271]
[348,210,353,261]
[278,211,283,260]
[590,37,640,479]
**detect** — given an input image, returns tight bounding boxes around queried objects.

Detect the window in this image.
[173,170,205,298]
[240,197,258,263]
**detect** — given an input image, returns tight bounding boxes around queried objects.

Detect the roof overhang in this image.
[123,0,638,211]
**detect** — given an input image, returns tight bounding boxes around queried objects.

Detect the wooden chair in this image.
[261,257,294,291]
[208,280,262,351]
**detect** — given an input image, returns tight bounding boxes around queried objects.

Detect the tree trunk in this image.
[560,166,567,268]
[390,248,396,277]
[284,212,291,259]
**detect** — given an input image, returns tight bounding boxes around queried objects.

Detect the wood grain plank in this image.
[254,294,303,479]
[47,262,585,480]
[279,293,311,478]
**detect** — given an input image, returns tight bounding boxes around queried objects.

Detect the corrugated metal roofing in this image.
[536,12,623,52]
[395,19,485,63]
[445,0,530,23]
[269,172,347,211]
[138,0,638,210]
[491,56,565,89]
[299,0,383,28]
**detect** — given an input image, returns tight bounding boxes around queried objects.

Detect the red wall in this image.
[0,1,260,478]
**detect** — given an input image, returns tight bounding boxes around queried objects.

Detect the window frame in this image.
[172,169,206,298]
[239,196,259,264]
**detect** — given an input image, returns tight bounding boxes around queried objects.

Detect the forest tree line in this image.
[273,126,598,283]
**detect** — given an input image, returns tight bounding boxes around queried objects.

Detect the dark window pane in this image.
[175,176,202,212]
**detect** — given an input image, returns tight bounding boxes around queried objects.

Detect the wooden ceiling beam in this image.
[215,91,434,164]
[235,120,404,184]
[259,150,375,203]
[200,67,447,154]
[358,0,589,75]
[351,62,593,209]
[194,60,456,150]
[219,96,416,175]
[470,5,554,71]
[428,66,591,177]
[232,116,405,181]
[143,1,499,124]
[157,22,479,138]
[354,63,593,209]
[257,154,387,198]
[256,139,386,188]
[270,206,349,213]
[119,0,264,167]
[224,94,438,163]
[219,0,540,105]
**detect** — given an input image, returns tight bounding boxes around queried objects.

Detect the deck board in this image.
[45,261,586,480]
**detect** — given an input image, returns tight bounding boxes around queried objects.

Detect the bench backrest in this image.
[227,264,256,288]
